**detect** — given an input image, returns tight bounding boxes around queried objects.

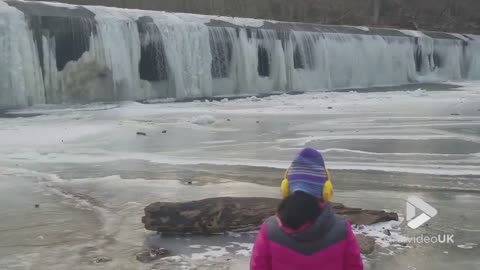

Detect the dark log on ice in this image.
[142,197,398,235]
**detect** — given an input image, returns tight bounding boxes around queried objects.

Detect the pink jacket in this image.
[250,204,363,270]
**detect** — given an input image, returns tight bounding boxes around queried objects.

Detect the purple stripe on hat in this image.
[296,147,322,158]
[288,173,326,181]
[287,148,328,199]
[289,168,326,174]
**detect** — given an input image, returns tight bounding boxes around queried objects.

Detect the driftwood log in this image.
[142,197,398,234]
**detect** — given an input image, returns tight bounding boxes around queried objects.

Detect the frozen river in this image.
[0,84,479,269]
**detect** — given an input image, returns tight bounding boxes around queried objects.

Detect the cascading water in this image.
[0,1,44,108]
[93,9,143,101]
[1,0,480,108]
[465,35,480,79]
[288,32,418,90]
[153,19,212,99]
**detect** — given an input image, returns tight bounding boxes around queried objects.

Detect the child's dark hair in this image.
[277,191,321,230]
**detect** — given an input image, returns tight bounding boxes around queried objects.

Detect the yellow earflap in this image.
[281,169,289,198]
[280,167,333,201]
[322,169,333,202]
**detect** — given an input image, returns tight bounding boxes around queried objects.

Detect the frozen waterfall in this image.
[0,0,480,108]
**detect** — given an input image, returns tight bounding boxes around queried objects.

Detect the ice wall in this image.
[0,1,45,108]
[1,0,480,108]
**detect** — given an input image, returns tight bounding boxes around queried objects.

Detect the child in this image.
[250,147,363,270]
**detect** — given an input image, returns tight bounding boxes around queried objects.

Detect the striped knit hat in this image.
[287,147,328,199]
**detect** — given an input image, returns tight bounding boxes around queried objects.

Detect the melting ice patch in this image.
[353,220,410,249]
[191,115,216,125]
[185,221,408,262]
[191,246,229,260]
[352,26,370,31]
[457,243,478,249]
